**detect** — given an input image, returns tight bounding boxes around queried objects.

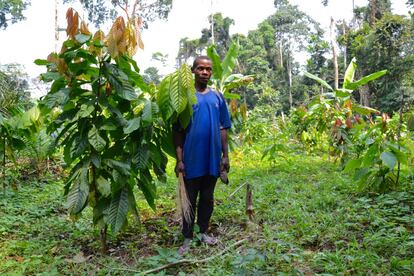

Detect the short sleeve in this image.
[218,93,231,129]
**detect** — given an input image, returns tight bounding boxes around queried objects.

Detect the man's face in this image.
[193,58,213,85]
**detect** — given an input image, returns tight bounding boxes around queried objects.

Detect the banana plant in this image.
[207,41,254,148]
[304,58,412,192]
[0,107,26,193]
[37,8,195,252]
[303,57,387,159]
[207,40,254,100]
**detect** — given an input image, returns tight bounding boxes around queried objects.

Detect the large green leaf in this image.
[141,100,153,124]
[223,91,241,100]
[132,144,150,169]
[222,74,254,94]
[75,34,91,44]
[207,45,223,80]
[41,72,61,82]
[138,170,156,210]
[88,126,106,151]
[347,70,387,90]
[97,176,111,197]
[66,167,89,214]
[104,62,138,101]
[342,57,357,90]
[76,104,95,119]
[169,69,186,113]
[106,159,130,176]
[344,158,362,173]
[108,188,130,233]
[380,151,397,169]
[221,40,239,81]
[335,89,352,98]
[157,74,175,121]
[353,105,380,116]
[303,71,333,91]
[42,88,70,108]
[123,117,140,134]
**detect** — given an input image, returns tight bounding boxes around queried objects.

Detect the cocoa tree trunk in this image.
[100,225,108,254]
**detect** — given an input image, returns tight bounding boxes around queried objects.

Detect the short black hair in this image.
[192,55,212,70]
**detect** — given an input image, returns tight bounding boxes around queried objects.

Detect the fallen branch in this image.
[140,238,247,275]
[101,238,248,275]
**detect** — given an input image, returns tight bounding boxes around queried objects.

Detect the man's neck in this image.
[195,84,209,93]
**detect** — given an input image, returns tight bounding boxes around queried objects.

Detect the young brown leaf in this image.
[66,8,73,37]
[80,21,91,35]
[134,17,144,50]
[106,17,126,58]
[125,21,137,56]
[90,30,105,57]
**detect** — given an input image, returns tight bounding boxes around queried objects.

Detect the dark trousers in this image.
[182,175,217,238]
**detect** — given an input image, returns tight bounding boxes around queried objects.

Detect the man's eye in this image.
[197,67,212,71]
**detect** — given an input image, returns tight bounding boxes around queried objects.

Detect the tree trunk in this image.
[288,56,293,109]
[55,0,59,52]
[359,84,370,106]
[369,0,377,26]
[210,0,214,44]
[279,39,284,68]
[396,90,404,186]
[342,20,347,72]
[100,225,108,254]
[330,17,339,90]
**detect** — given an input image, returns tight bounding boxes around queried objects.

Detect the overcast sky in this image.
[0,0,409,79]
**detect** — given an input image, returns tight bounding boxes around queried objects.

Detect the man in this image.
[173,56,231,255]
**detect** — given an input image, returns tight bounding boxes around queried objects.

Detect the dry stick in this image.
[100,239,248,275]
[139,238,248,275]
[228,182,248,199]
[246,184,254,222]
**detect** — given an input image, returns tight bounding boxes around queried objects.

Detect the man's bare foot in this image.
[178,238,191,256]
[200,233,218,245]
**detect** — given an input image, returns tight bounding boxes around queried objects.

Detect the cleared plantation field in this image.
[1,147,413,275]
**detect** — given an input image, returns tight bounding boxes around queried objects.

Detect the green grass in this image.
[0,146,413,275]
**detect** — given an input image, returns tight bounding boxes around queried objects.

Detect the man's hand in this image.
[175,160,185,177]
[220,157,230,172]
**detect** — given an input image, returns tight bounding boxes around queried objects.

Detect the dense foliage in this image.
[34,8,195,250]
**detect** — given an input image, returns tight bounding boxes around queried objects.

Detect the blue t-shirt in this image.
[183,89,231,179]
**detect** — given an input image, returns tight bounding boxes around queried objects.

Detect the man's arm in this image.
[220,128,230,172]
[173,129,185,177]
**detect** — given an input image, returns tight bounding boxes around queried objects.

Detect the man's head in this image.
[192,56,213,86]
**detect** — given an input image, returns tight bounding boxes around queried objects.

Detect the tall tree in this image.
[0,63,31,115]
[347,13,414,113]
[176,37,203,67]
[63,0,172,28]
[0,0,30,29]
[200,13,234,59]
[268,1,320,109]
